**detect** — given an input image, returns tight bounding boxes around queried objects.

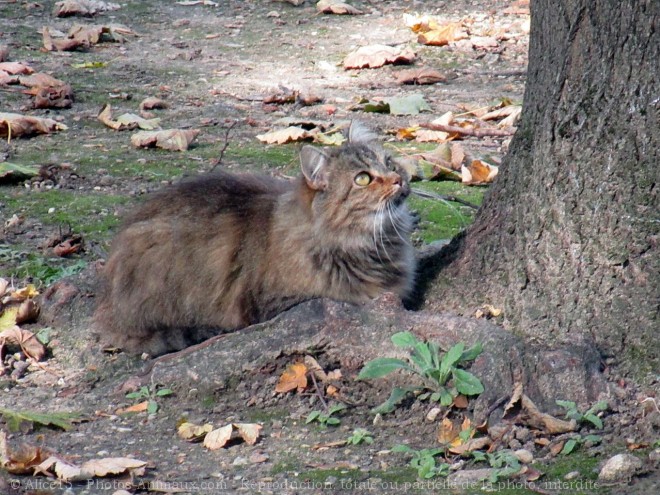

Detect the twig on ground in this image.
[210,120,238,171]
[420,122,516,137]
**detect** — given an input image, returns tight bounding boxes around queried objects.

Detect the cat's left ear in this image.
[300,145,330,191]
[348,120,378,144]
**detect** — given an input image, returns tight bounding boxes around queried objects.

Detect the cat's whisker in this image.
[376,202,393,262]
[372,203,385,264]
[386,202,408,244]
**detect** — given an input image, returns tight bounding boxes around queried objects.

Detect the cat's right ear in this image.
[300,145,330,191]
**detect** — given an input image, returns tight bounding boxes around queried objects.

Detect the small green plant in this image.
[560,434,603,455]
[305,403,346,427]
[346,428,374,445]
[556,400,608,429]
[472,450,522,482]
[358,332,484,413]
[392,445,450,479]
[125,385,174,414]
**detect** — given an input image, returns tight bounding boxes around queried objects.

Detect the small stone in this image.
[514,449,534,464]
[48,207,56,214]
[426,407,441,422]
[598,453,642,482]
[449,468,496,485]
[232,456,249,466]
[515,427,532,442]
[649,449,660,463]
[564,470,580,480]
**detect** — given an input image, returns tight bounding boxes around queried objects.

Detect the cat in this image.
[94,122,416,356]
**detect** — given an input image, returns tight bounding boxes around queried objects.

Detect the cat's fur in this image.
[94,122,416,356]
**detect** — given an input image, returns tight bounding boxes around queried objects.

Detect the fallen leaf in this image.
[275,362,308,393]
[0,112,67,139]
[177,422,213,442]
[461,159,499,185]
[115,401,149,414]
[448,436,491,455]
[0,326,47,361]
[15,299,40,324]
[384,93,431,116]
[0,432,47,475]
[0,62,34,75]
[521,394,577,434]
[131,129,200,151]
[26,84,74,109]
[80,457,146,478]
[0,162,40,181]
[202,424,233,450]
[98,103,160,131]
[53,0,121,17]
[343,44,415,69]
[549,441,564,456]
[139,97,168,111]
[234,423,262,445]
[256,127,311,145]
[451,142,465,169]
[417,22,469,46]
[17,73,67,88]
[453,394,469,409]
[314,131,346,146]
[437,417,461,445]
[42,27,87,51]
[316,0,363,15]
[395,67,446,85]
[504,382,524,416]
[10,285,39,301]
[414,129,450,142]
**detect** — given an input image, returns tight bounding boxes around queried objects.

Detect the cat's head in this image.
[298,122,411,231]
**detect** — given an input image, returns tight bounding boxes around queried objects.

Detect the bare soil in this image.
[0,1,657,494]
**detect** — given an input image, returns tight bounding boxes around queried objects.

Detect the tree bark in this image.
[418,0,659,376]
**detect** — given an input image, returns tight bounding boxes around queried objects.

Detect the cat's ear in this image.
[300,145,330,191]
[348,121,378,144]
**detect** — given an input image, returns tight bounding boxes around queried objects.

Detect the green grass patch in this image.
[409,181,485,243]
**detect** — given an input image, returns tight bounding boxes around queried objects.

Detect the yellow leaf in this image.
[461,159,499,185]
[275,362,308,393]
[234,423,262,446]
[10,284,39,300]
[203,424,233,450]
[0,307,19,332]
[177,421,213,442]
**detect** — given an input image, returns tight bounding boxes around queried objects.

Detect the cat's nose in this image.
[390,174,401,186]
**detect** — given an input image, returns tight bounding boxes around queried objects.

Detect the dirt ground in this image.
[0,1,658,494]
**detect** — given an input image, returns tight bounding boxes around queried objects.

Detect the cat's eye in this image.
[354,172,372,186]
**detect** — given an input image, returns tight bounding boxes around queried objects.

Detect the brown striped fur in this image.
[94,123,416,355]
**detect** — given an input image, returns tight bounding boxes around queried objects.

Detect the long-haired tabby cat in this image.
[94,122,416,356]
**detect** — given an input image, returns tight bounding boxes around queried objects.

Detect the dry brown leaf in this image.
[504,381,524,416]
[42,27,87,51]
[10,284,39,301]
[26,84,74,109]
[177,422,213,442]
[0,432,47,475]
[15,299,40,324]
[453,394,469,409]
[0,62,34,75]
[415,129,450,143]
[0,112,67,139]
[343,44,415,69]
[451,142,465,169]
[461,159,499,185]
[481,105,521,121]
[139,97,168,111]
[249,451,269,463]
[304,355,328,382]
[0,326,46,361]
[316,0,363,15]
[275,362,308,393]
[521,394,577,434]
[80,457,147,478]
[53,0,121,17]
[68,24,103,44]
[437,417,461,445]
[448,436,491,455]
[203,424,233,450]
[549,441,564,456]
[98,103,160,131]
[131,129,200,151]
[418,22,469,46]
[256,127,311,145]
[17,73,67,88]
[234,423,262,445]
[53,235,84,256]
[395,68,446,85]
[116,401,149,414]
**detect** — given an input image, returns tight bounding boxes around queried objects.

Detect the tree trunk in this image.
[419,0,659,376]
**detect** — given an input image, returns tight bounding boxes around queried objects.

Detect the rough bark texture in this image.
[419,0,659,375]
